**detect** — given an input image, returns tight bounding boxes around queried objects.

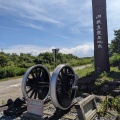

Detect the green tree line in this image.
[0,52,93,79]
[109,29,120,67]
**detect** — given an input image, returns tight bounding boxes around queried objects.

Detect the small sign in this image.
[52,48,59,55]
[27,98,44,116]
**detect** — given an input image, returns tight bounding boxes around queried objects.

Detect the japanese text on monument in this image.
[96,14,103,49]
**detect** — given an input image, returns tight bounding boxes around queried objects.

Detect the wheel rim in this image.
[50,64,76,110]
[22,64,50,101]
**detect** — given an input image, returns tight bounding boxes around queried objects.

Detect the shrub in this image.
[16,68,27,76]
[0,67,27,79]
[5,66,17,77]
[0,67,6,79]
[110,53,120,66]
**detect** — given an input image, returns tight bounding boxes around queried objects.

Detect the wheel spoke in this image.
[26,80,32,86]
[37,82,49,87]
[38,68,42,77]
[56,82,62,86]
[35,68,38,77]
[34,91,37,99]
[31,72,35,79]
[40,74,45,82]
[62,92,71,99]
[27,87,33,93]
[26,81,30,86]
[30,90,35,98]
[41,69,46,78]
[61,70,65,81]
[38,90,43,99]
[37,85,49,88]
[65,68,67,74]
[58,74,63,82]
[56,87,62,92]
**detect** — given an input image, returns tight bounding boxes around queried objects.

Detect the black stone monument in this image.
[92,0,110,73]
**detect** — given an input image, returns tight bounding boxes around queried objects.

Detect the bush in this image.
[110,53,120,66]
[44,63,54,71]
[15,68,27,76]
[0,67,7,79]
[0,67,27,79]
[5,66,17,77]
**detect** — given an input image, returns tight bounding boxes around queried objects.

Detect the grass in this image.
[0,75,23,82]
[0,65,120,83]
[75,65,94,78]
[75,65,120,81]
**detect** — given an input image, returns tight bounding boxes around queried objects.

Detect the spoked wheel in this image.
[22,64,50,101]
[50,64,77,110]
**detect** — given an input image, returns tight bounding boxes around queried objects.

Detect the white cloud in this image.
[107,0,120,41]
[0,26,27,31]
[60,44,94,57]
[0,0,92,31]
[0,0,63,25]
[18,20,44,31]
[4,44,94,58]
[0,0,120,48]
[1,0,119,38]
[25,23,43,30]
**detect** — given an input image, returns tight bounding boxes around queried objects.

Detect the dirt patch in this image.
[0,78,23,106]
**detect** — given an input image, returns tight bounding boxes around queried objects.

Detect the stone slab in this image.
[75,95,97,120]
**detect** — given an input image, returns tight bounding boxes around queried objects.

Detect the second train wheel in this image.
[22,64,50,101]
[50,64,76,110]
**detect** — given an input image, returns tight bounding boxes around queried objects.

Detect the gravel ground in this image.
[0,78,23,106]
[0,97,82,120]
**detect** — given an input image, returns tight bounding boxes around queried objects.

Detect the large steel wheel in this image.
[22,64,50,101]
[50,64,77,110]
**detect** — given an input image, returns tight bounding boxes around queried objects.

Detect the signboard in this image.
[92,0,110,73]
[75,95,97,120]
[52,48,59,55]
[27,98,44,116]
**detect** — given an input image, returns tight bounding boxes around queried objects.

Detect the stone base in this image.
[22,112,48,120]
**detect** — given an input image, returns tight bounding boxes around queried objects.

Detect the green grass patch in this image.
[0,75,23,82]
[75,65,120,81]
[75,65,94,78]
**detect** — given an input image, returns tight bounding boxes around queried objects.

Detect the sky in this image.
[0,0,120,58]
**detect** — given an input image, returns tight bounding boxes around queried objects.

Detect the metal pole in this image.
[55,51,56,68]
[52,48,59,68]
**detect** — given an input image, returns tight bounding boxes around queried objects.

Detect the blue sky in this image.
[0,0,120,57]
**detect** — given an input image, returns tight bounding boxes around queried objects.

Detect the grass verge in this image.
[0,75,23,82]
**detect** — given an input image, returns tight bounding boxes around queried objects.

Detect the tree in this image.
[0,55,8,67]
[109,29,120,55]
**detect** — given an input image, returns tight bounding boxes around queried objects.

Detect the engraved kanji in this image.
[96,20,102,24]
[97,30,102,35]
[97,36,102,40]
[98,44,102,49]
[96,25,102,30]
[96,14,102,19]
[97,41,103,44]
